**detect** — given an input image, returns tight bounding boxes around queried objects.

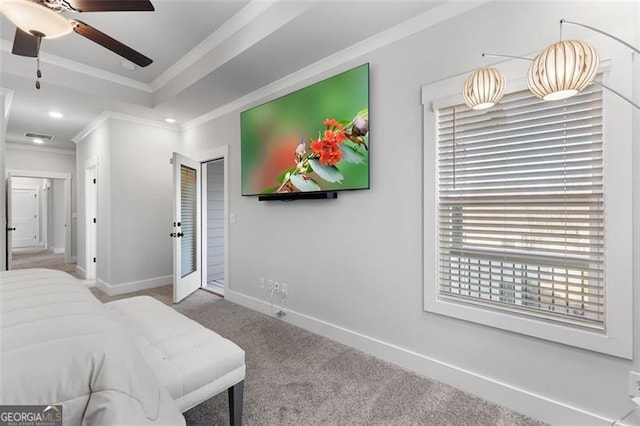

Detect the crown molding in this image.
[183,0,491,130]
[72,110,179,144]
[149,0,275,92]
[5,142,76,156]
[0,88,14,120]
[0,40,152,93]
[72,111,109,144]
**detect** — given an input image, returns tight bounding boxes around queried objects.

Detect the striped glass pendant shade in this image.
[462,67,506,110]
[527,39,599,101]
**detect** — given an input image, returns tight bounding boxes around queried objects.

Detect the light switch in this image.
[229,213,236,224]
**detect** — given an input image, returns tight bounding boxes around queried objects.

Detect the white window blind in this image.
[180,164,197,278]
[437,84,604,330]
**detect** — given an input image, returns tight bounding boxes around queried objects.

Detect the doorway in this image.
[203,159,225,295]
[7,174,74,275]
[170,146,228,303]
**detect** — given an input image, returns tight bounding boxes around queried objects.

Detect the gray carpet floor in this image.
[11,247,81,278]
[91,286,546,426]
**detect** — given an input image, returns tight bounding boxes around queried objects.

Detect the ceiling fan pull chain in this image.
[35,36,42,90]
[35,56,41,90]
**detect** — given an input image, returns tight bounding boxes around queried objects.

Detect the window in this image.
[422,62,633,358]
[437,85,604,330]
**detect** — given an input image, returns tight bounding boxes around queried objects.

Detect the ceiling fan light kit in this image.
[0,0,155,90]
[463,19,638,111]
[0,0,72,38]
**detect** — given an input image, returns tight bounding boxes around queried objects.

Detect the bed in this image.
[0,268,185,425]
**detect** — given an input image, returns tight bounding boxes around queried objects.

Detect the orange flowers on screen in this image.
[309,118,347,165]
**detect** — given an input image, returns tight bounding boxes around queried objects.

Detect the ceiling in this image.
[0,0,445,151]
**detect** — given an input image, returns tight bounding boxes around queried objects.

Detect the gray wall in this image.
[181,2,639,422]
[109,119,181,286]
[206,160,224,283]
[76,117,181,289]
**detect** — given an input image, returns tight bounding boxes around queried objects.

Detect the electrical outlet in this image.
[274,281,280,293]
[267,279,274,291]
[629,371,640,398]
[259,277,265,289]
[281,283,288,298]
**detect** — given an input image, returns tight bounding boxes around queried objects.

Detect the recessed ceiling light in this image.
[121,60,136,71]
[165,118,176,124]
[33,138,44,144]
[49,111,63,119]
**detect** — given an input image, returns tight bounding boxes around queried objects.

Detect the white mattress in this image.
[0,269,185,425]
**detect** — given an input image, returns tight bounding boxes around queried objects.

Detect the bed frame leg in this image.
[228,380,244,426]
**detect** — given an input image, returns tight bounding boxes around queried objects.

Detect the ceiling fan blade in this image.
[12,28,39,57]
[72,20,153,67]
[63,0,154,12]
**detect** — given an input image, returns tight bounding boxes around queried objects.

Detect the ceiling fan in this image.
[0,0,154,88]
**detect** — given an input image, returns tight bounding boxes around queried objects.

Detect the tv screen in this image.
[241,63,369,196]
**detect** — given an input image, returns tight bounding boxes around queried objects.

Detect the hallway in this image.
[11,247,80,279]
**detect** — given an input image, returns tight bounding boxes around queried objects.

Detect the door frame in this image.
[84,157,98,280]
[191,146,229,293]
[6,170,72,263]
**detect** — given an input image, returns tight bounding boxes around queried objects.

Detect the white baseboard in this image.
[97,275,171,296]
[225,290,611,426]
[75,265,86,279]
[52,247,65,254]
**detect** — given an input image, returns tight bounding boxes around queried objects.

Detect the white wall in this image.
[76,116,181,292]
[206,160,224,283]
[182,2,640,424]
[5,147,77,257]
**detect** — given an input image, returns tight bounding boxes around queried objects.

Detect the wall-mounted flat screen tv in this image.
[241,63,369,197]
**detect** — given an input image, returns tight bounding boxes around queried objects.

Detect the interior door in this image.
[5,175,13,270]
[11,188,39,248]
[172,152,202,303]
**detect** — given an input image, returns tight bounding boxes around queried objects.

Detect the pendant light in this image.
[462,67,506,110]
[527,39,599,101]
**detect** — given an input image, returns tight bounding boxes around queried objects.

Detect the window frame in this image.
[422,58,633,359]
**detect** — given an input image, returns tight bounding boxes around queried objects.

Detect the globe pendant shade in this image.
[462,67,506,110]
[527,39,599,101]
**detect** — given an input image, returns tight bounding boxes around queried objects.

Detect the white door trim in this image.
[190,146,229,294]
[84,157,98,280]
[7,170,72,262]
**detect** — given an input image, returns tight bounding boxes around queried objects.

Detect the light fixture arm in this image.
[592,80,640,110]
[559,19,639,110]
[560,19,640,55]
[482,53,533,62]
